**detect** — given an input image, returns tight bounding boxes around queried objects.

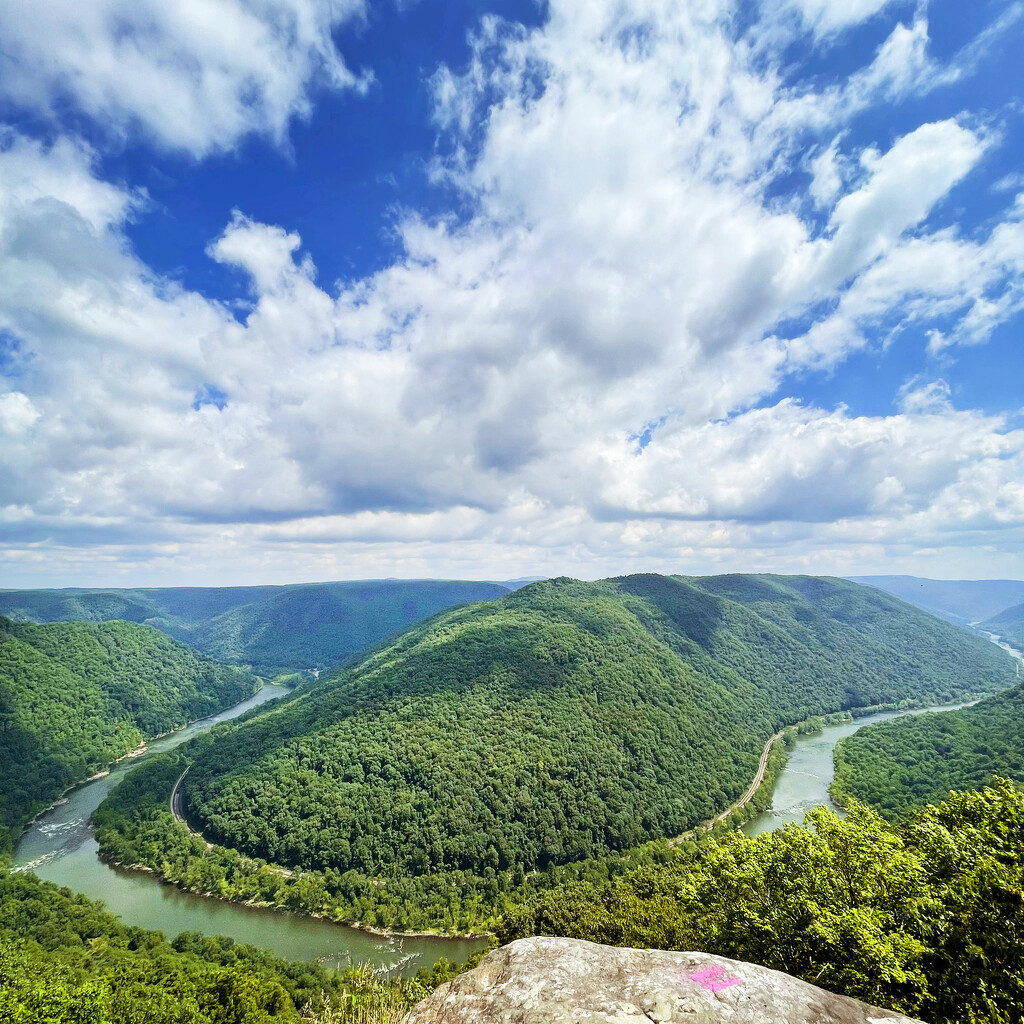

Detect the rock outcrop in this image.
[404,937,925,1024]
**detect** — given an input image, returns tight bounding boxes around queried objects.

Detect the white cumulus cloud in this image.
[2,0,1023,584]
[0,0,367,155]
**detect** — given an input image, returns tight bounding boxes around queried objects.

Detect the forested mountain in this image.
[0,579,512,673]
[982,601,1024,650]
[177,574,1014,889]
[833,679,1024,817]
[13,782,1024,1024]
[847,574,1024,625]
[0,617,255,857]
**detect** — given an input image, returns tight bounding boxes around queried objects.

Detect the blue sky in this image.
[0,0,1022,587]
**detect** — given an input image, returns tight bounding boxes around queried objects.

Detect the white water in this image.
[13,684,482,973]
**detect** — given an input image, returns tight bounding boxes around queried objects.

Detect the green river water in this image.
[742,700,977,836]
[743,630,1023,836]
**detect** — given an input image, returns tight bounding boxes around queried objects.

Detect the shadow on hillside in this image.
[611,573,726,652]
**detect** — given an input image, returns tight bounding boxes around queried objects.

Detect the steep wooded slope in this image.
[0,580,510,673]
[181,574,1014,880]
[0,870,437,1023]
[833,679,1024,817]
[0,617,255,856]
[498,780,1024,1024]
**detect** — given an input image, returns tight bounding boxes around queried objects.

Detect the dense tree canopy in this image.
[0,580,511,675]
[95,736,788,934]
[833,679,1024,817]
[0,617,255,856]
[499,779,1024,1024]
[7,572,1021,1022]
[0,870,457,1023]
[177,575,1013,885]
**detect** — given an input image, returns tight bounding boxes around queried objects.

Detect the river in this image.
[12,684,482,976]
[16,635,1023,968]
[743,631,1024,836]
[740,701,977,835]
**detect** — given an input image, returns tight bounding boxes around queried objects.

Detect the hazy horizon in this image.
[5,570,1024,593]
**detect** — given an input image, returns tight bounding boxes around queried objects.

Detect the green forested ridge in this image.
[832,679,1024,817]
[11,574,1021,1023]
[16,781,1024,1024]
[498,779,1024,1024]
[0,580,511,674]
[129,574,1012,927]
[983,601,1024,651]
[0,869,465,1023]
[0,617,255,857]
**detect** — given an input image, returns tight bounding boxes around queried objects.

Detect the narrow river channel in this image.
[741,700,977,836]
[743,631,1024,836]
[13,684,483,976]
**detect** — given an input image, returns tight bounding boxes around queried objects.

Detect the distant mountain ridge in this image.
[0,579,513,674]
[847,575,1024,625]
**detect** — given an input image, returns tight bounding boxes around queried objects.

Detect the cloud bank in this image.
[1,0,1023,585]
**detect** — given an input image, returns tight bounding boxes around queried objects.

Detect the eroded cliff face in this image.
[404,937,926,1024]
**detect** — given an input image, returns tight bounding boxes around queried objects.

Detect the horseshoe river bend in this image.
[15,636,1023,974]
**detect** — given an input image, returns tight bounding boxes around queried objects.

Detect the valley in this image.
[12,640,995,976]
[742,698,980,835]
[832,636,1024,818]
[84,573,1015,933]
[12,682,478,975]
[0,579,513,675]
[846,575,1024,626]
[0,616,256,857]
[982,604,1024,652]
[4,572,1024,1024]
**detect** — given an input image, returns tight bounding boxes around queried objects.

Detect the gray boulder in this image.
[404,937,925,1024]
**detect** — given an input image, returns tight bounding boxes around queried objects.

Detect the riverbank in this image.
[669,730,785,846]
[156,767,489,940]
[829,633,1024,815]
[93,746,503,936]
[97,847,491,942]
[20,651,1012,960]
[14,682,485,972]
[14,680,267,847]
[741,697,986,837]
[112,727,793,935]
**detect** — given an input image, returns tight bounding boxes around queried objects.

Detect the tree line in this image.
[0,867,479,1023]
[832,679,1024,817]
[499,779,1024,1024]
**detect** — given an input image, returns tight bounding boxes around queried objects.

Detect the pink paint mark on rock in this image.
[690,964,742,992]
